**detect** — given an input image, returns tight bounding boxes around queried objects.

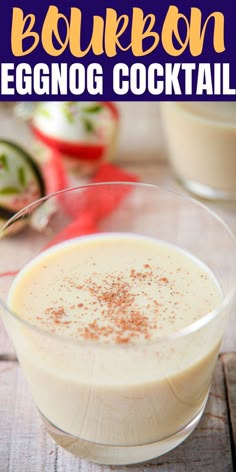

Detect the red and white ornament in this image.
[31,101,119,176]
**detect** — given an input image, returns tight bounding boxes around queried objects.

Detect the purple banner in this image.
[0,0,235,100]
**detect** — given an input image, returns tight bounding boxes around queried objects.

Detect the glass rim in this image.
[1,181,236,348]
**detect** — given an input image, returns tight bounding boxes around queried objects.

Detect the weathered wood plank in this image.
[222,353,236,463]
[0,358,233,472]
[0,362,57,472]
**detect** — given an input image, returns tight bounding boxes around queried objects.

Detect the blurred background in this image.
[0,102,166,163]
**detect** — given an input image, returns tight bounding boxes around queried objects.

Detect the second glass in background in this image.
[161,102,236,200]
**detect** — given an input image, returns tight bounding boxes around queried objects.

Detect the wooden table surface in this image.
[0,103,236,472]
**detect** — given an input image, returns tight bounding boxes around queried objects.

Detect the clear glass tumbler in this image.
[0,183,236,465]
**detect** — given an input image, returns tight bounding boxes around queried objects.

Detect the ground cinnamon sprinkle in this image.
[41,264,168,342]
[44,305,72,325]
[76,277,155,342]
[40,259,191,343]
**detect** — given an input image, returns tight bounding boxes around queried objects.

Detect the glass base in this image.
[177,176,236,202]
[41,402,206,466]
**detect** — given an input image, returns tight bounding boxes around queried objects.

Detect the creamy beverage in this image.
[161,102,236,199]
[7,233,223,462]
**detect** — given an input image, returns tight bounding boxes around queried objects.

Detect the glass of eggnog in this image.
[0,183,236,465]
[161,102,236,200]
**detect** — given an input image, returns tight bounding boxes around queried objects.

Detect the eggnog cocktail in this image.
[6,233,223,464]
